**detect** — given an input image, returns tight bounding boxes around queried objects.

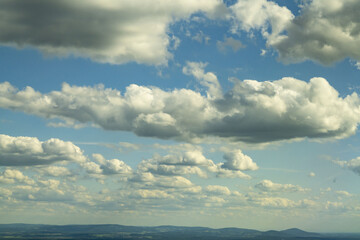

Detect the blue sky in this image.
[1,0,360,232]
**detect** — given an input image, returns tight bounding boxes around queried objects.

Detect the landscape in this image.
[1,224,360,240]
[1,0,360,237]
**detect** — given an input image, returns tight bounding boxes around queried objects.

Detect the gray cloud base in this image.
[0,0,225,65]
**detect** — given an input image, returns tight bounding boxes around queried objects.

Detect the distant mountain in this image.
[0,224,360,239]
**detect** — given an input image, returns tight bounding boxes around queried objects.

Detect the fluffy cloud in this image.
[255,180,309,193]
[0,0,225,65]
[82,154,132,176]
[0,134,86,166]
[335,157,360,175]
[272,0,360,65]
[230,0,360,65]
[250,196,300,209]
[183,61,222,99]
[221,150,258,171]
[36,166,72,177]
[137,149,255,179]
[230,0,294,44]
[0,169,35,185]
[205,185,231,196]
[1,75,359,144]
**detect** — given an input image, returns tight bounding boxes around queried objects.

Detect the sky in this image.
[1,0,360,233]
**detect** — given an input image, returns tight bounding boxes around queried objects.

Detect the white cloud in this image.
[1,75,359,144]
[336,190,352,197]
[230,0,294,44]
[192,31,211,44]
[137,149,255,179]
[0,169,35,185]
[82,154,132,176]
[221,150,258,171]
[36,166,72,177]
[335,157,360,175]
[0,134,86,166]
[255,179,309,193]
[0,0,226,65]
[308,172,316,177]
[132,189,173,199]
[229,0,360,66]
[272,0,360,65]
[205,185,231,195]
[101,158,132,175]
[183,61,222,99]
[249,196,300,209]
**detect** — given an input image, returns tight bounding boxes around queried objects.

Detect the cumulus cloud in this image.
[36,166,72,177]
[0,0,225,65]
[335,157,360,175]
[272,0,360,65]
[1,75,359,144]
[230,0,294,44]
[183,61,222,99]
[0,134,86,166]
[255,179,309,193]
[205,185,231,195]
[221,150,258,171]
[0,169,35,185]
[249,196,300,209]
[230,0,360,65]
[82,154,132,176]
[137,149,255,179]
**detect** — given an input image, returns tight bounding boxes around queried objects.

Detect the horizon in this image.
[1,0,360,234]
[1,223,359,234]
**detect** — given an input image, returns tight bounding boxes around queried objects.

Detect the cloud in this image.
[205,185,231,195]
[272,0,360,65]
[249,196,300,209]
[0,169,35,185]
[0,134,86,166]
[221,150,258,171]
[183,61,222,99]
[255,179,309,193]
[1,75,359,144]
[101,158,132,175]
[335,157,360,175]
[0,0,225,65]
[82,154,132,176]
[335,190,352,197]
[308,172,316,177]
[216,36,244,53]
[192,31,211,44]
[230,0,294,44]
[36,166,72,177]
[137,150,211,178]
[230,0,360,65]
[132,189,173,199]
[137,149,255,179]
[130,172,195,189]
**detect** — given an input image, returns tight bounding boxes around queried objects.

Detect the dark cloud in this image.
[0,0,225,65]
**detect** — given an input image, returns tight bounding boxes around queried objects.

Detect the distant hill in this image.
[0,224,360,239]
